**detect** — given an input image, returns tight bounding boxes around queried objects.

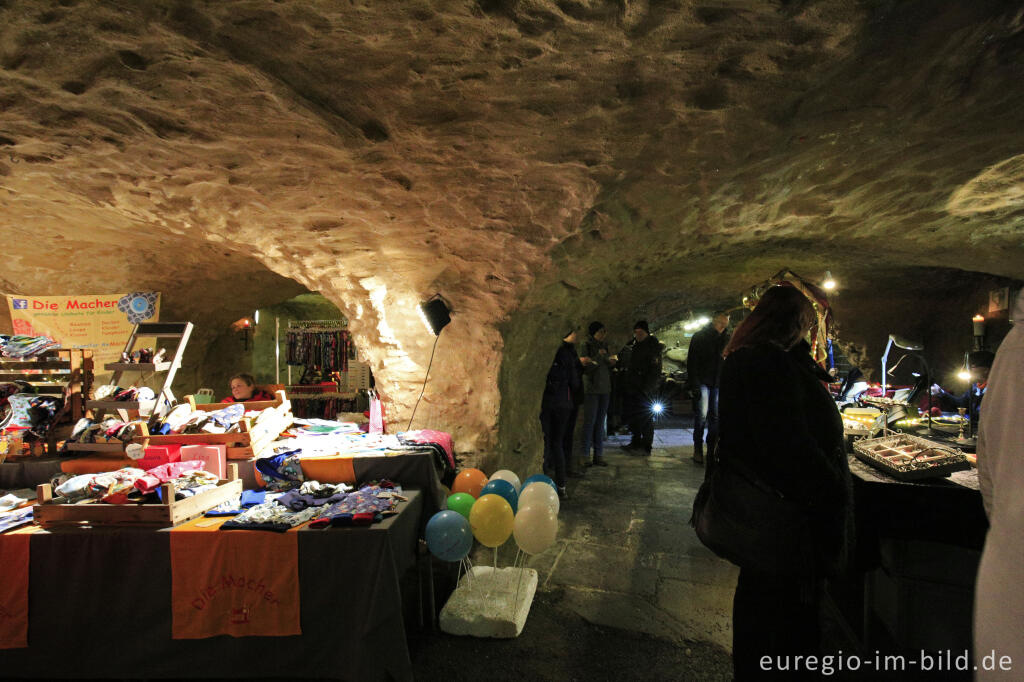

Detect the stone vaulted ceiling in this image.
[1,0,1022,467]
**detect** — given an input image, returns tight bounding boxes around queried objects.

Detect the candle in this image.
[973,314,985,337]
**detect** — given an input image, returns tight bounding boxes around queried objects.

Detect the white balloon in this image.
[519,481,559,515]
[513,503,559,555]
[489,469,522,493]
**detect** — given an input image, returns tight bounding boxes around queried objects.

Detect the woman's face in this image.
[230,378,255,400]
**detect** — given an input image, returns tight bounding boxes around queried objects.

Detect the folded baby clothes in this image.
[135,461,205,494]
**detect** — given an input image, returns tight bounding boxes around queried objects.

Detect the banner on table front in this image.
[6,293,160,373]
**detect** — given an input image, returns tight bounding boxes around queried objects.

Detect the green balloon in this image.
[447,492,476,520]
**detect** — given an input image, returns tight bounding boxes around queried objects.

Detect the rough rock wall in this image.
[1,1,1023,468]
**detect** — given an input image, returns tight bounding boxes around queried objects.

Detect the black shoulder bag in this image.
[690,448,815,576]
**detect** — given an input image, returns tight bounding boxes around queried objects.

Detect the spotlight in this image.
[822,271,837,291]
[417,295,451,336]
[651,402,665,415]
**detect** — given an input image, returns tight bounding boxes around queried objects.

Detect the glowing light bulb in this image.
[957,369,971,381]
[651,402,665,415]
[822,270,837,291]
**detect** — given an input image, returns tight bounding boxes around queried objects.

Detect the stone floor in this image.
[410,416,737,681]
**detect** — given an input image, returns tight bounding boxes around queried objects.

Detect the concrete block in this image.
[439,566,538,639]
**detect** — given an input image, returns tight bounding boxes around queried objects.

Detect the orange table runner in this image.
[170,516,301,639]
[0,525,40,649]
[254,455,357,488]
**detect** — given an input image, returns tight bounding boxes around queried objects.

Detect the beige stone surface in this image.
[1,1,1022,465]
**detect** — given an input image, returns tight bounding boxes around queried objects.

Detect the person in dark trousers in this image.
[717,285,852,681]
[621,320,662,455]
[686,311,730,464]
[540,325,584,500]
[581,321,616,467]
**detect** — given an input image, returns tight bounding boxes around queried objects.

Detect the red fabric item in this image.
[0,526,37,649]
[402,429,455,470]
[135,460,205,494]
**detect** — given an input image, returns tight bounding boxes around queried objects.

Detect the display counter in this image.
[843,455,987,662]
[2,490,423,681]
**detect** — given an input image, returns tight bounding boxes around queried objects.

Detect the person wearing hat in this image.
[580,321,617,468]
[540,323,585,499]
[620,320,663,455]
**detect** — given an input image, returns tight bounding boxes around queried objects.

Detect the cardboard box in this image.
[179,444,227,480]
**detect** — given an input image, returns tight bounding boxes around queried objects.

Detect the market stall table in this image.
[1,489,423,681]
[839,455,987,661]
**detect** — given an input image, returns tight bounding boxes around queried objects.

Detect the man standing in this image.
[581,321,616,467]
[687,311,730,465]
[622,320,662,456]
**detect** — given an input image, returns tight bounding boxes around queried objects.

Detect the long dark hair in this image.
[724,285,816,357]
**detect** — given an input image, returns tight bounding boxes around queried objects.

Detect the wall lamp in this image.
[417,294,451,336]
[822,270,837,291]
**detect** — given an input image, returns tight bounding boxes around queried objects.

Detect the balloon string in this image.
[512,553,526,617]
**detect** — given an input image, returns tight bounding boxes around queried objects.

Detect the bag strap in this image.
[715,444,792,502]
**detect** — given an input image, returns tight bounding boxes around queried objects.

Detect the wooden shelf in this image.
[104,362,173,372]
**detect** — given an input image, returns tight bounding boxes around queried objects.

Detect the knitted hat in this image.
[588,321,605,336]
[633,320,649,333]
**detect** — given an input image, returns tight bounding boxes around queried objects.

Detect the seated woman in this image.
[222,373,275,403]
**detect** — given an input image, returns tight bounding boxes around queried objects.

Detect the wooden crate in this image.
[134,390,293,460]
[34,464,243,528]
[1,349,94,454]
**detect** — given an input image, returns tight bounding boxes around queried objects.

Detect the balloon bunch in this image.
[424,467,561,592]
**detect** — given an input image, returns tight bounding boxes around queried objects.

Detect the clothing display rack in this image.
[284,321,350,372]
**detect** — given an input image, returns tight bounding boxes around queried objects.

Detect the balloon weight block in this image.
[439,566,538,639]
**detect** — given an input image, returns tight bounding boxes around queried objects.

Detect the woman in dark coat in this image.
[717,285,852,680]
[540,326,584,500]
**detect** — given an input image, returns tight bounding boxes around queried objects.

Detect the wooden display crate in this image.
[133,390,293,460]
[0,348,93,426]
[34,464,242,528]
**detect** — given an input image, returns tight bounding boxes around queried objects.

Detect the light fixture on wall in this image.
[972,314,985,350]
[408,294,452,430]
[822,270,837,291]
[417,294,451,336]
[231,317,253,351]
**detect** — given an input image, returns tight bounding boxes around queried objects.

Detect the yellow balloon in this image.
[469,493,514,548]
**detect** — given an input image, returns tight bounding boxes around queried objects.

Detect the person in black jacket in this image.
[621,320,662,455]
[541,325,584,499]
[717,285,852,681]
[686,311,730,464]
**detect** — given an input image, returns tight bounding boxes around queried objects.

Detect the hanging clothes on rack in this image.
[285,321,350,372]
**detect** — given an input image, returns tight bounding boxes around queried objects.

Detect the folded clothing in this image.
[135,460,205,494]
[0,334,60,359]
[308,485,402,529]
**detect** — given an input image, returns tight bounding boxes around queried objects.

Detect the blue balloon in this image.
[523,474,557,493]
[480,479,518,514]
[425,510,473,562]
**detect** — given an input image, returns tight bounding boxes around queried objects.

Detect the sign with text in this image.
[170,521,301,639]
[5,293,160,374]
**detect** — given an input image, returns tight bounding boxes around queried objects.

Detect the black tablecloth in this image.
[2,490,423,681]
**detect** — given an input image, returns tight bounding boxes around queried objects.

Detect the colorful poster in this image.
[5,293,160,375]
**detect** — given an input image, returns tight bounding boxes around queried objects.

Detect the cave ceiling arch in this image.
[1,0,1023,459]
